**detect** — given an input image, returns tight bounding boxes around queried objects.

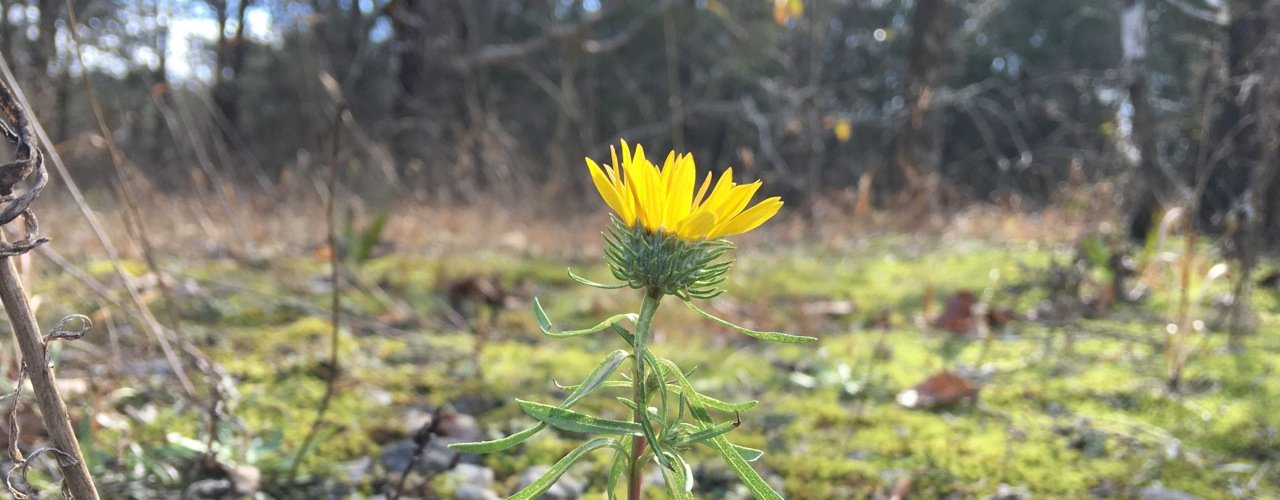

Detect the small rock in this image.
[380,440,418,474]
[455,483,501,500]
[449,463,494,489]
[365,387,394,407]
[451,464,498,500]
[382,438,462,474]
[516,465,585,500]
[227,464,261,494]
[437,410,483,441]
[339,456,373,484]
[1138,483,1199,500]
[403,406,435,435]
[183,479,234,499]
[422,440,463,472]
[991,483,1031,500]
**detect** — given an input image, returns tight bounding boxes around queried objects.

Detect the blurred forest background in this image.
[5,0,1277,232]
[0,0,1278,498]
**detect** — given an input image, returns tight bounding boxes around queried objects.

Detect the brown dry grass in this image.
[27,175,1121,264]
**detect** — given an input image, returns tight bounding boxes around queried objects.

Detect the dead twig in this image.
[287,100,349,483]
[389,407,447,500]
[0,70,99,499]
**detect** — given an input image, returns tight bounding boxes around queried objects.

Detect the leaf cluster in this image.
[452,288,815,498]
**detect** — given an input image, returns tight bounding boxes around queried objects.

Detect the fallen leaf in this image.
[932,290,978,334]
[896,371,978,409]
[985,307,1018,329]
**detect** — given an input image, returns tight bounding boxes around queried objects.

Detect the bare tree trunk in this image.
[147,0,171,175]
[1258,4,1280,247]
[1199,0,1267,232]
[1223,0,1280,351]
[53,67,70,142]
[31,0,60,113]
[891,0,956,208]
[389,0,431,177]
[211,0,252,140]
[388,0,469,186]
[1119,0,1167,242]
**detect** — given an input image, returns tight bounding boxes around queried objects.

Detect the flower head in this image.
[586,141,783,241]
[586,141,783,297]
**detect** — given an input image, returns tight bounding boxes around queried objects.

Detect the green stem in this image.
[628,288,663,500]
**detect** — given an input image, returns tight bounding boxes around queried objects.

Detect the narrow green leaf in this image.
[710,437,778,498]
[695,392,759,413]
[658,358,783,500]
[611,324,636,347]
[669,418,739,448]
[562,350,630,408]
[353,211,389,264]
[647,352,670,425]
[453,350,628,454]
[731,444,764,462]
[682,299,817,344]
[635,400,671,469]
[607,436,631,500]
[616,397,638,411]
[568,268,628,289]
[448,422,545,454]
[657,452,695,500]
[518,400,641,435]
[509,437,617,500]
[534,297,637,338]
[559,380,758,413]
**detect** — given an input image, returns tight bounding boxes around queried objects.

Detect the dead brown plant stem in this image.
[288,104,347,482]
[0,233,99,499]
[0,24,194,399]
[1170,217,1195,390]
[856,327,889,417]
[62,0,206,399]
[390,407,444,500]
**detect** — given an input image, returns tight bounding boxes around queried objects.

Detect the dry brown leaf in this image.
[896,370,978,409]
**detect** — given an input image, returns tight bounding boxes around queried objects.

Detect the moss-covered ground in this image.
[19,231,1280,498]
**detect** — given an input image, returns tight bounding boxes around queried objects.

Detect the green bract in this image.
[604,217,734,298]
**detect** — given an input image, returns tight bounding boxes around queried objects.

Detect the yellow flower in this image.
[833,119,853,143]
[587,141,783,241]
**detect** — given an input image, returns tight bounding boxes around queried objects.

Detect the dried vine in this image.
[0,76,48,255]
[0,74,99,499]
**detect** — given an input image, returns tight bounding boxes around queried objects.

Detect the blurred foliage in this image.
[5,0,1263,211]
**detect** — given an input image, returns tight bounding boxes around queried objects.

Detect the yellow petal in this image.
[675,210,718,239]
[691,171,713,209]
[628,152,662,232]
[698,167,737,213]
[710,181,761,222]
[710,197,783,238]
[665,153,696,227]
[587,158,627,219]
